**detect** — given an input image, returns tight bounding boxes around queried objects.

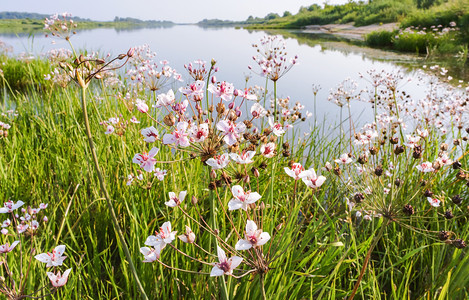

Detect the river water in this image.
[0,25,463,129]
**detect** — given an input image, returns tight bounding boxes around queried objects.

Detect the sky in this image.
[3,0,349,23]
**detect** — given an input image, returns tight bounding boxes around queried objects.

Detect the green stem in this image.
[260,273,266,300]
[80,87,148,300]
[348,219,389,300]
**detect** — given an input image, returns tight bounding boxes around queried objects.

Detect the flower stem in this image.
[348,219,389,300]
[80,87,148,300]
[260,273,266,300]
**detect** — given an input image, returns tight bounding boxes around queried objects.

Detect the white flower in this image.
[235,220,270,250]
[228,185,261,211]
[165,191,187,207]
[35,245,67,267]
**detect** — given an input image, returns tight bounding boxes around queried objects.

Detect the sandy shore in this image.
[302,22,399,40]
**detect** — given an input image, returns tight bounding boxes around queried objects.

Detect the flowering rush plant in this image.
[325,68,468,299]
[91,36,331,297]
[0,200,72,299]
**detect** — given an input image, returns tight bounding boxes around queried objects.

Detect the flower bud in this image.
[191,196,198,205]
[127,48,135,57]
[211,76,216,84]
[243,175,250,184]
[251,168,260,178]
[210,169,217,179]
[117,54,127,60]
[178,225,196,243]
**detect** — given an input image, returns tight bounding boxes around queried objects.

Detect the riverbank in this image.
[301,22,399,41]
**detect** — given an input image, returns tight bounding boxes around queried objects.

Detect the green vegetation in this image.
[0,28,468,299]
[364,0,469,54]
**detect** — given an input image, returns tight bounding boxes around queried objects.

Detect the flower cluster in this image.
[44,12,77,40]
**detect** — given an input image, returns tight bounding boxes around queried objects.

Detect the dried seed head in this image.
[440,143,448,151]
[403,204,414,216]
[444,210,454,219]
[389,136,399,144]
[282,150,291,157]
[163,114,176,126]
[456,170,467,180]
[424,190,434,197]
[334,167,342,176]
[453,161,462,170]
[438,230,449,241]
[369,147,378,155]
[453,139,461,146]
[282,142,290,150]
[216,102,226,114]
[452,194,463,205]
[358,154,368,165]
[394,178,402,187]
[354,193,364,203]
[243,120,253,129]
[374,166,383,177]
[453,239,466,249]
[259,161,268,170]
[394,145,404,155]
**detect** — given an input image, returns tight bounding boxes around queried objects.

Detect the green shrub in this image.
[366,30,397,48]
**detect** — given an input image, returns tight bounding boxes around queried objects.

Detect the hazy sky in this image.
[3,0,348,23]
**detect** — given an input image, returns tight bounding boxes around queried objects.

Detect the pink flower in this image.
[260,143,276,158]
[135,99,149,113]
[216,120,246,146]
[0,200,25,213]
[404,135,420,148]
[163,122,190,147]
[236,88,257,101]
[154,168,167,181]
[39,203,48,210]
[2,219,10,227]
[132,147,159,172]
[165,191,187,207]
[130,116,140,123]
[301,168,326,189]
[250,103,267,118]
[208,81,234,101]
[140,247,160,262]
[178,225,196,243]
[105,125,114,135]
[17,224,29,234]
[335,153,352,165]
[0,241,20,253]
[228,185,261,211]
[284,163,306,180]
[206,154,230,170]
[179,81,205,101]
[141,126,159,143]
[416,162,434,173]
[229,151,255,164]
[427,197,441,207]
[235,220,270,250]
[189,123,209,142]
[268,117,285,136]
[35,245,67,267]
[47,269,72,287]
[435,153,452,166]
[155,89,176,107]
[144,221,176,253]
[210,246,243,276]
